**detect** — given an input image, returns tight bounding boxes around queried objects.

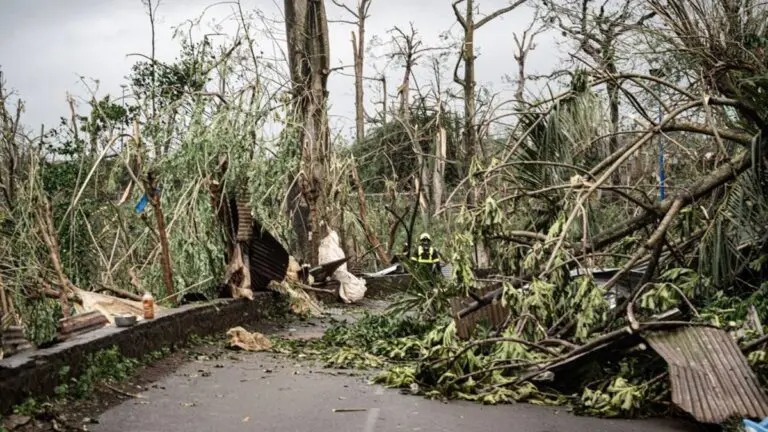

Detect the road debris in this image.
[226,327,272,352]
[644,326,768,423]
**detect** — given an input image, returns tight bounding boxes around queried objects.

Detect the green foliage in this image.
[144,346,172,362]
[325,347,384,369]
[385,265,452,320]
[347,104,462,193]
[698,170,768,297]
[12,398,44,417]
[323,312,434,350]
[272,312,440,374]
[129,37,211,118]
[372,365,416,387]
[14,297,61,345]
[61,346,139,399]
[579,377,646,417]
[500,238,609,342]
[504,73,605,233]
[747,349,768,387]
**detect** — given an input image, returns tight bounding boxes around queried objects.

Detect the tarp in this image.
[318,230,366,303]
[73,287,165,325]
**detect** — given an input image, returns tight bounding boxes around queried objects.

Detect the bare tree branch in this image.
[476,0,527,28]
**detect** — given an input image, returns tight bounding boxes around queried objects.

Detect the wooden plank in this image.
[58,311,108,335]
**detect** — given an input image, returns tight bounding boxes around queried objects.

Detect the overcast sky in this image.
[0,0,565,135]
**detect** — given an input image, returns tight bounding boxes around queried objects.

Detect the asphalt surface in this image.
[91,310,700,432]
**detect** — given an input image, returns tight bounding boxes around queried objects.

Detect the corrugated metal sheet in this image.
[247,219,290,291]
[450,284,508,339]
[235,200,253,242]
[644,326,768,423]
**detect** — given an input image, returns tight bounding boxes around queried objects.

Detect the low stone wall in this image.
[363,274,410,297]
[0,293,286,414]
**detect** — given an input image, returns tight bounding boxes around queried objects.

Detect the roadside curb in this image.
[0,293,286,414]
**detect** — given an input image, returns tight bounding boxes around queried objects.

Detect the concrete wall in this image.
[0,293,286,414]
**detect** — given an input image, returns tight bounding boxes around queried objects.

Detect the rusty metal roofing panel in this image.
[450,284,508,339]
[235,200,253,242]
[247,220,289,291]
[644,326,768,424]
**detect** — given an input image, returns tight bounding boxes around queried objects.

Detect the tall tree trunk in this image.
[432,103,446,215]
[284,0,331,265]
[452,0,523,268]
[352,0,367,142]
[380,76,387,123]
[334,0,370,140]
[604,41,621,185]
[398,59,412,120]
[463,0,477,172]
[352,31,364,142]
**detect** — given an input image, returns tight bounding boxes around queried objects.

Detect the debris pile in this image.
[226,326,272,352]
[274,264,768,425]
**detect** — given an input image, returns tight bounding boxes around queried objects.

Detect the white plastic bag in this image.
[318,230,367,303]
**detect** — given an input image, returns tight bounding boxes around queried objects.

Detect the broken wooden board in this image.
[57,310,109,340]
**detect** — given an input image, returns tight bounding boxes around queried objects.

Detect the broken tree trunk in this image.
[144,172,175,301]
[223,243,254,300]
[284,0,332,265]
[432,103,447,215]
[38,198,73,318]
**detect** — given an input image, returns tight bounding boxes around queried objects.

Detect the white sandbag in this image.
[318,230,367,303]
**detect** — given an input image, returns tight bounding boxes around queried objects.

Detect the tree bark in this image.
[350,0,370,143]
[432,103,447,215]
[333,0,371,142]
[352,31,365,142]
[145,172,175,301]
[284,0,332,265]
[462,0,477,170]
[398,54,412,120]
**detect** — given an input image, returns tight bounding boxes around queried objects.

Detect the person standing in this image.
[410,232,441,274]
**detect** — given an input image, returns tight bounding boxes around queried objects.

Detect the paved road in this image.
[90,318,700,432]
